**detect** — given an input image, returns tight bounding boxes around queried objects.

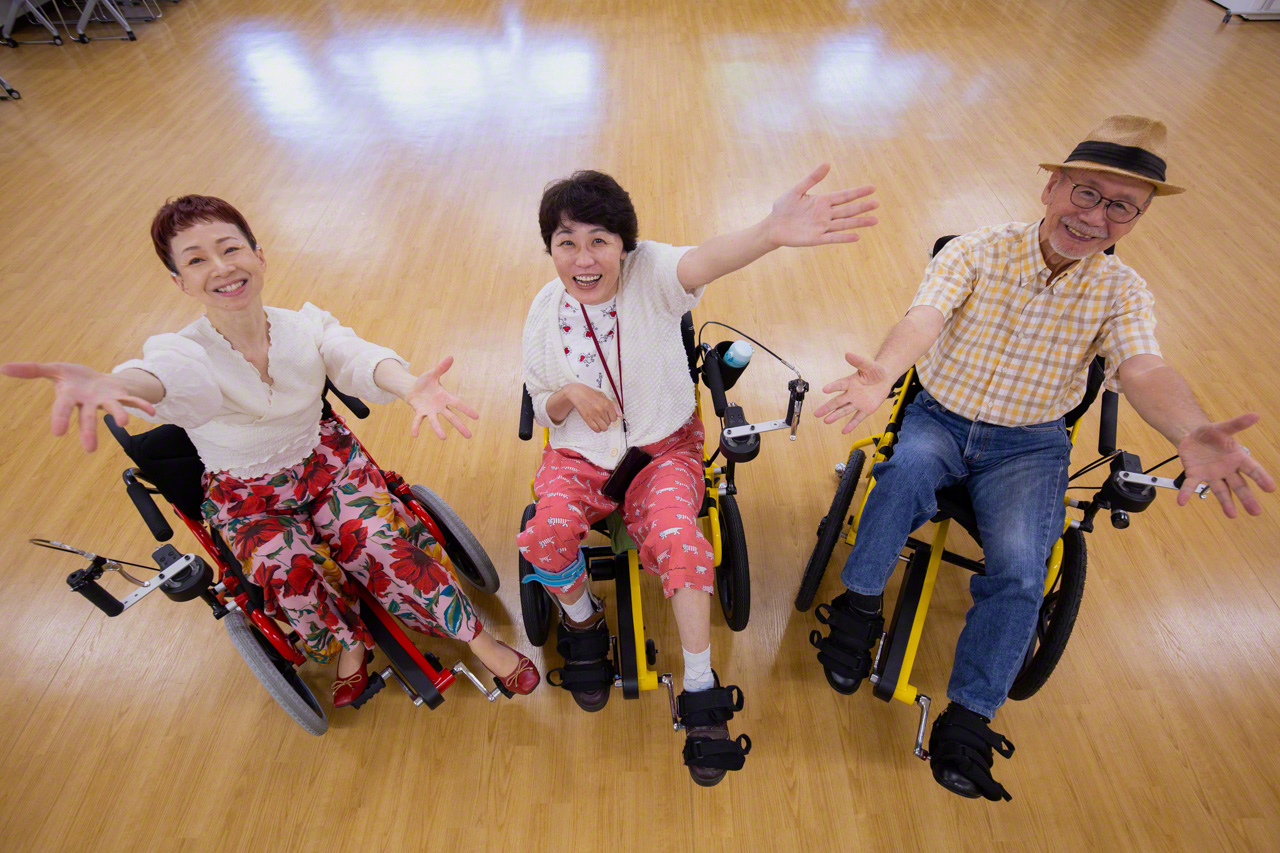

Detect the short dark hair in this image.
[538,171,638,253]
[151,195,259,273]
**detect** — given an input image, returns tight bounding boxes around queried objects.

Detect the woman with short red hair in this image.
[3,195,539,705]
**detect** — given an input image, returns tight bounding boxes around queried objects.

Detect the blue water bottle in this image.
[716,340,753,390]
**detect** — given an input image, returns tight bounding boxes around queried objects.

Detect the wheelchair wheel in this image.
[518,502,555,646]
[409,485,500,593]
[795,448,865,612]
[715,493,750,631]
[223,611,328,736]
[1008,527,1087,701]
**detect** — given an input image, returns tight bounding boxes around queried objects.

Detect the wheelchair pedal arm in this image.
[913,694,932,761]
[450,662,503,702]
[67,551,201,617]
[660,673,682,731]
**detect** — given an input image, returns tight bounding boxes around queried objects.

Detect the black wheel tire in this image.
[518,502,554,646]
[795,448,865,612]
[53,37,63,45]
[4,38,17,48]
[715,493,750,631]
[128,32,137,41]
[224,611,328,735]
[408,484,499,593]
[75,34,88,43]
[1008,527,1087,700]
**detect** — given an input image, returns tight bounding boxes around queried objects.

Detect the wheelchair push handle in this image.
[124,470,174,542]
[519,385,535,441]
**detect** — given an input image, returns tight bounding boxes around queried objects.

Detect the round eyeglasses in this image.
[1064,176,1146,224]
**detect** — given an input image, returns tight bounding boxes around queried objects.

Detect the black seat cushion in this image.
[932,485,981,545]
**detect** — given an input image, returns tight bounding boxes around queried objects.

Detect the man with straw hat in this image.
[808,115,1274,801]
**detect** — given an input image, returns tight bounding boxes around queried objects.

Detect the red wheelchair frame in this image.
[54,382,508,734]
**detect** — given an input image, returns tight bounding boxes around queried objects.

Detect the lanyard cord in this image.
[579,303,625,430]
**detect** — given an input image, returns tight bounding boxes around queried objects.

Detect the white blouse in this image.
[523,241,703,470]
[558,293,618,392]
[113,303,407,479]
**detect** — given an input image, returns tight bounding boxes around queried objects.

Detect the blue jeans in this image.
[841,389,1072,719]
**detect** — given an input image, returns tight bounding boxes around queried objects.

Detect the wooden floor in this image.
[2,0,1279,849]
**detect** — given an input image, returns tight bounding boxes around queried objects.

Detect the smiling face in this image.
[549,219,627,305]
[1039,168,1154,264]
[168,219,266,311]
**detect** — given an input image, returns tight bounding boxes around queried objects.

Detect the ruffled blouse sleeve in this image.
[112,333,223,429]
[298,302,407,405]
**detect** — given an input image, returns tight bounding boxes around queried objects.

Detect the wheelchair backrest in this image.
[104,417,207,521]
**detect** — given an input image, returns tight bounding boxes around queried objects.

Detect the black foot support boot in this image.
[546,598,614,712]
[810,590,883,694]
[928,702,1016,802]
[678,675,751,787]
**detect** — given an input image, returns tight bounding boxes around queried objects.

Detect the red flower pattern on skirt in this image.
[203,419,482,664]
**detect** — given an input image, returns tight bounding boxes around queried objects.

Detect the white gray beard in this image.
[1049,225,1104,260]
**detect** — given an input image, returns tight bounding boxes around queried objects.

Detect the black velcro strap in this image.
[810,630,868,676]
[677,685,744,728]
[683,734,752,771]
[546,660,614,692]
[929,709,1016,802]
[555,627,611,661]
[815,602,883,647]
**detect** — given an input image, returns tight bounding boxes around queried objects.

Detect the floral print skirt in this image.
[202,419,482,664]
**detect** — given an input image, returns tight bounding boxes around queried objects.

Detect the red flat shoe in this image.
[496,641,541,696]
[332,648,375,708]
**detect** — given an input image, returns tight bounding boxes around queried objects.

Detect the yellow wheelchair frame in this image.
[516,313,756,718]
[795,235,1168,759]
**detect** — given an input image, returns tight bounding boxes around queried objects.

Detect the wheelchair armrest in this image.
[519,385,535,441]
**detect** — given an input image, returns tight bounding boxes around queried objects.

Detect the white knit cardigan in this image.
[114,303,406,478]
[522,241,703,470]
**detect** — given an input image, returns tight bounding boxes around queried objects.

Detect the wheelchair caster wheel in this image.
[646,639,658,667]
[75,34,89,43]
[53,36,63,45]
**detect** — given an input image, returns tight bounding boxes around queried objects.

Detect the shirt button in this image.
[610,448,619,458]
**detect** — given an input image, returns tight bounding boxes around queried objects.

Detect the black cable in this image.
[1143,454,1179,474]
[29,539,158,572]
[696,320,801,377]
[1068,451,1120,482]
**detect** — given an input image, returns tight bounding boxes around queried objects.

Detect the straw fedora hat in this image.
[1040,114,1185,196]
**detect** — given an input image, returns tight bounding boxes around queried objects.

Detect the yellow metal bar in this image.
[705,503,723,566]
[628,551,659,691]
[892,519,950,706]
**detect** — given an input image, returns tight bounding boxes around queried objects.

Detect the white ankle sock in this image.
[562,590,597,624]
[682,644,714,692]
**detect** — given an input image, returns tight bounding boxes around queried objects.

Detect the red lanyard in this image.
[579,303,625,433]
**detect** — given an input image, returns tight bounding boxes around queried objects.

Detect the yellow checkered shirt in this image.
[912,222,1161,426]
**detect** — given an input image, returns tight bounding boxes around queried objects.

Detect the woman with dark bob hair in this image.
[3,195,540,706]
[520,166,878,785]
